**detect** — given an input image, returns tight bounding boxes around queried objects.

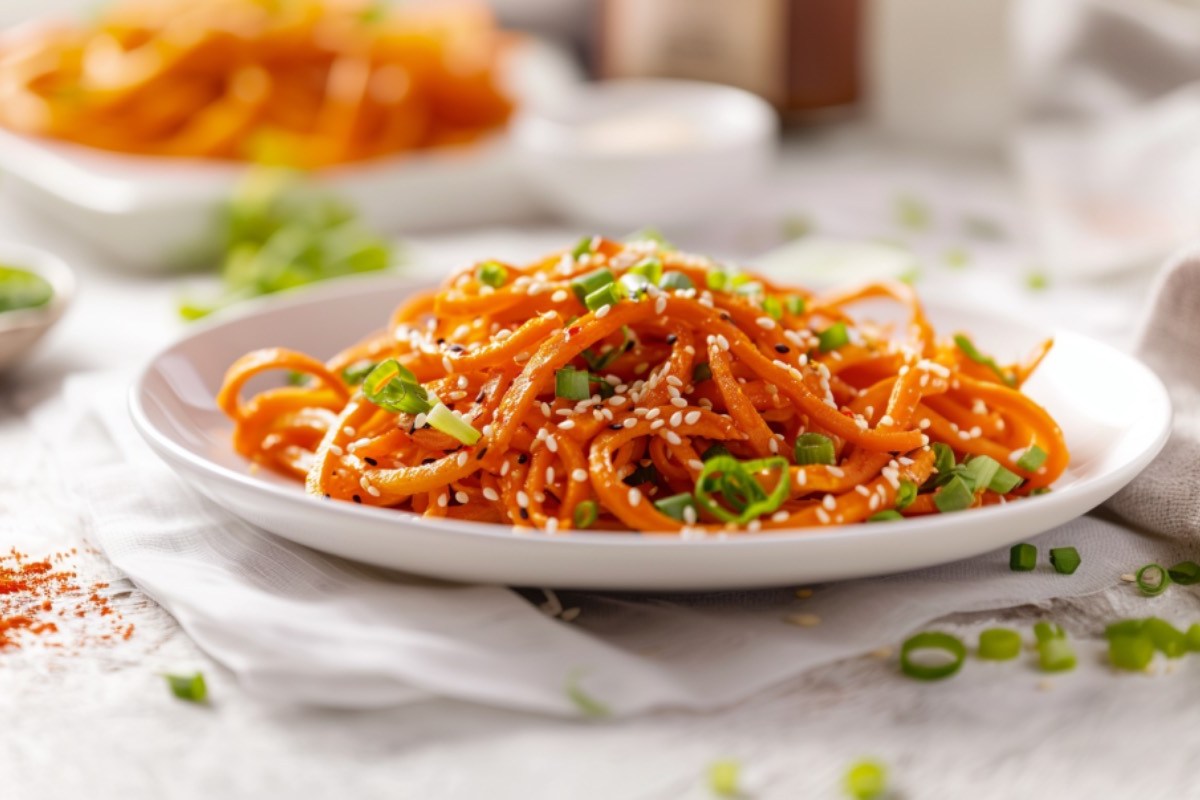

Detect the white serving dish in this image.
[0,39,580,272]
[512,79,777,229]
[0,241,74,371]
[129,273,1170,590]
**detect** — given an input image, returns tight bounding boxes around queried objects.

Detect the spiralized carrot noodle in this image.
[217,236,1069,535]
[0,0,513,167]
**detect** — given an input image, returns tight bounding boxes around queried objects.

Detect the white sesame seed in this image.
[571,469,588,482]
[551,289,568,303]
[558,419,576,430]
[342,426,356,437]
[670,397,688,408]
[771,510,789,523]
[827,466,845,477]
[687,459,704,471]
[655,296,667,315]
[623,418,637,428]
[545,517,559,533]
[666,375,683,387]
[500,460,511,476]
[665,431,683,446]
[367,485,381,498]
[457,451,469,467]
[683,505,698,525]
[628,488,642,507]
[822,494,837,511]
[855,485,870,496]
[437,493,449,508]
[878,414,894,427]
[483,487,499,501]
[329,444,344,456]
[747,520,763,532]
[650,419,665,430]
[546,435,559,453]
[919,418,931,429]
[768,438,779,454]
[545,467,556,484]
[516,491,530,507]
[442,356,454,373]
[816,508,831,524]
[755,316,776,329]
[669,411,684,427]
[596,304,611,318]
[455,491,469,504]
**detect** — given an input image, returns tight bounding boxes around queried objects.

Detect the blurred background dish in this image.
[0,241,74,371]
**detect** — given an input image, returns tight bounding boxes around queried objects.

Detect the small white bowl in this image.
[512,79,778,229]
[0,242,74,371]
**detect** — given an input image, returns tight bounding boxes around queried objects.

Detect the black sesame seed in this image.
[476,447,489,460]
[323,493,331,499]
[352,495,362,504]
[665,334,678,345]
[519,508,530,520]
[608,424,622,430]
[774,344,790,354]
[422,458,437,465]
[720,313,732,322]
[517,453,529,464]
[364,457,378,466]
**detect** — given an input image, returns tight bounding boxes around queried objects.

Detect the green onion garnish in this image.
[0,265,53,313]
[570,268,615,303]
[585,283,622,311]
[931,442,956,476]
[564,670,609,718]
[977,628,1021,660]
[817,322,850,353]
[165,672,208,704]
[1033,623,1075,672]
[693,362,713,383]
[1136,564,1171,596]
[1168,561,1200,585]
[363,359,434,415]
[341,360,377,386]
[1109,634,1154,671]
[733,280,764,299]
[694,455,790,524]
[1187,623,1200,652]
[571,236,596,260]
[934,475,974,513]
[628,256,662,285]
[988,464,1022,494]
[894,480,917,510]
[793,432,835,466]
[960,455,999,493]
[1016,445,1047,472]
[573,500,598,530]
[555,367,591,401]
[1009,543,1037,571]
[654,493,697,522]
[900,631,966,681]
[618,272,652,299]
[285,371,310,386]
[953,334,1015,386]
[785,295,806,316]
[1143,618,1188,658]
[843,759,887,800]
[705,270,728,292]
[1104,619,1145,640]
[1030,487,1052,496]
[476,260,508,288]
[1049,547,1081,575]
[707,760,741,798]
[762,295,783,321]
[425,403,481,446]
[659,271,693,291]
[868,510,904,522]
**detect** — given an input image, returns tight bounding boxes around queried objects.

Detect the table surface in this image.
[3,133,1195,800]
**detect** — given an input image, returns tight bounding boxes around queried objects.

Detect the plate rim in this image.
[128,274,1174,551]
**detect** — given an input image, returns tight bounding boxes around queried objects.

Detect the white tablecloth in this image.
[3,133,1195,800]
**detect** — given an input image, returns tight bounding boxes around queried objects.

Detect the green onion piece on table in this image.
[1033,623,1076,672]
[165,672,208,704]
[1143,618,1188,658]
[977,628,1021,660]
[707,760,741,798]
[1049,547,1081,575]
[564,670,609,718]
[1109,634,1155,671]
[818,322,850,353]
[1009,543,1037,571]
[900,631,966,680]
[934,475,974,513]
[0,265,54,313]
[843,759,887,800]
[793,432,836,466]
[1136,564,1171,596]
[1187,624,1200,652]
[1168,561,1200,585]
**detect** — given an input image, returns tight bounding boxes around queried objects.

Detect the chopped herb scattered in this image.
[0,265,54,314]
[817,322,850,353]
[843,759,887,800]
[426,403,481,446]
[1168,561,1200,585]
[1049,547,1081,575]
[1010,543,1037,571]
[1143,618,1188,658]
[654,493,697,522]
[1033,622,1075,672]
[894,194,930,231]
[934,475,974,513]
[977,628,1021,660]
[555,367,591,401]
[868,510,904,522]
[953,334,1015,386]
[476,260,508,288]
[571,236,596,260]
[707,759,742,797]
[363,359,434,415]
[570,268,615,303]
[659,271,694,291]
[900,631,966,680]
[694,455,790,524]
[793,432,835,466]
[693,362,713,383]
[1136,564,1171,597]
[565,670,610,718]
[1109,634,1154,671]
[341,360,377,386]
[1026,270,1050,291]
[165,671,208,704]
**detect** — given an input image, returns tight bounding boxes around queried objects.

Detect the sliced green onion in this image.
[793,432,835,466]
[931,442,956,476]
[1033,621,1064,644]
[555,367,591,401]
[1104,619,1145,640]
[572,500,598,530]
[1049,547,1081,575]
[564,670,609,718]
[425,403,481,446]
[705,270,728,292]
[843,759,887,800]
[585,283,623,311]
[707,760,741,798]
[693,456,789,524]
[701,443,730,461]
[654,493,696,522]
[363,359,434,415]
[977,628,1021,660]
[1033,623,1075,672]
[733,280,764,299]
[900,631,966,681]
[1108,634,1155,671]
[476,260,508,288]
[165,672,208,703]
[953,333,1015,386]
[934,475,974,513]
[628,257,663,285]
[762,295,783,321]
[785,295,806,316]
[868,510,904,522]
[817,322,850,353]
[1187,623,1200,652]
[1030,487,1052,496]
[341,359,377,385]
[1009,543,1037,571]
[285,370,310,386]
[693,362,712,383]
[988,464,1023,494]
[618,272,652,299]
[1143,617,1188,658]
[659,271,693,291]
[0,265,54,313]
[894,480,917,510]
[571,236,596,260]
[1016,445,1047,472]
[1136,563,1171,596]
[1167,561,1200,585]
[960,455,999,493]
[570,267,614,302]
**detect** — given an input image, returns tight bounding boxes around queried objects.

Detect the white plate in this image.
[129,275,1171,590]
[0,39,579,272]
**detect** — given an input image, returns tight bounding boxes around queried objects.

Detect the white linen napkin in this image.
[27,247,1199,718]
